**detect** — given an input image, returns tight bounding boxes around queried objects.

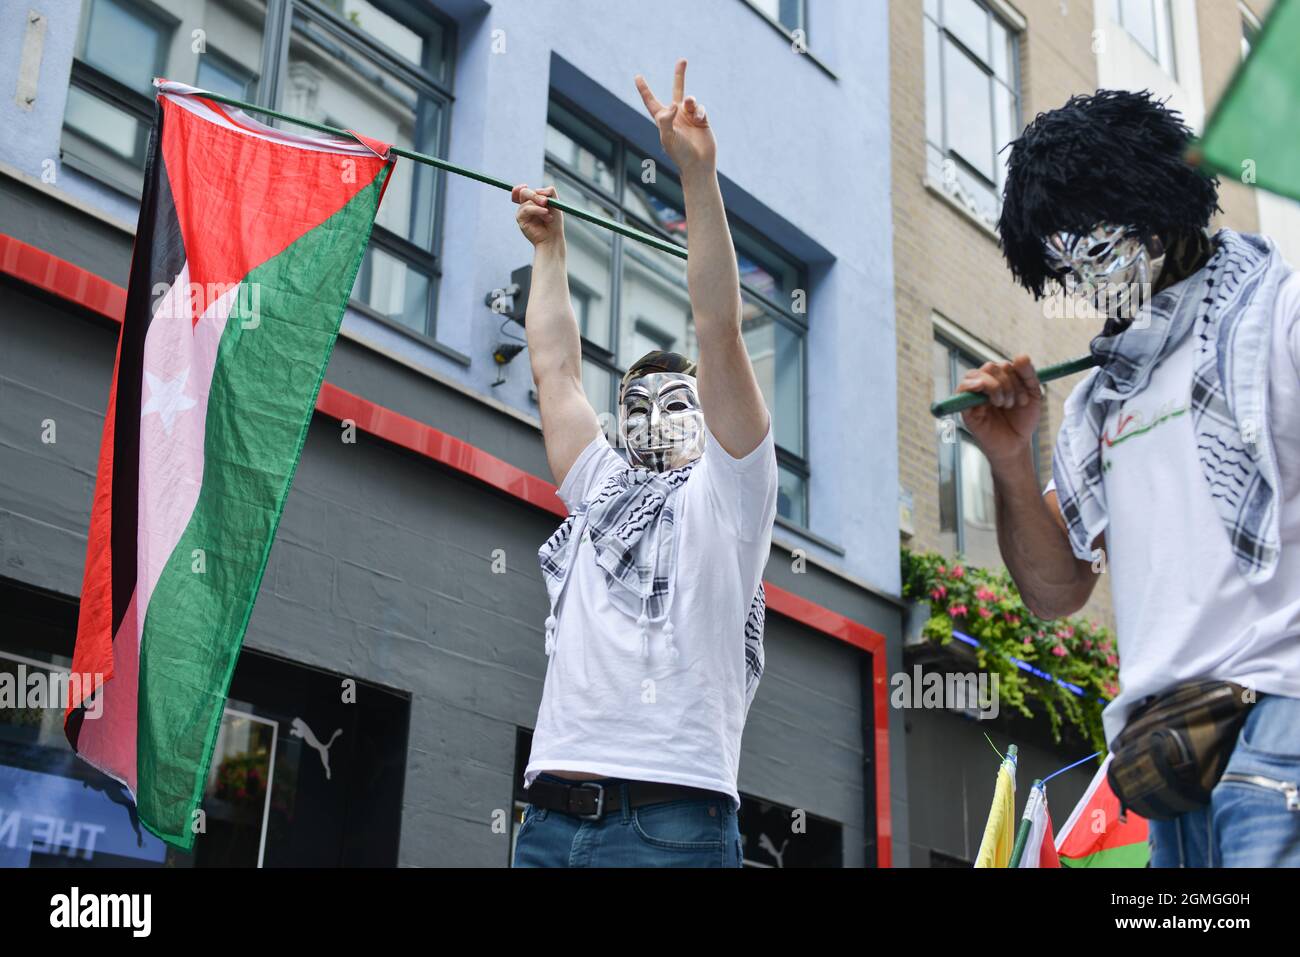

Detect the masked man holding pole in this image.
[509,61,777,868]
[958,90,1300,867]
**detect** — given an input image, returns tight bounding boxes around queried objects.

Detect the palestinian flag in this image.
[65,80,393,848]
[1193,0,1300,202]
[1010,780,1060,868]
[1055,754,1149,868]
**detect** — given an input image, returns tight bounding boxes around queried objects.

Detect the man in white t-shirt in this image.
[958,91,1300,867]
[508,61,778,868]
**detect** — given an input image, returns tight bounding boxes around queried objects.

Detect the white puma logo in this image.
[290,717,342,780]
[759,833,789,868]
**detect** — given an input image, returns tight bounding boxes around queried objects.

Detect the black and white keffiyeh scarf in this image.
[538,458,766,708]
[1053,229,1287,584]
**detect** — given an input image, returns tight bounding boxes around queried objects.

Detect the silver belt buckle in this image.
[574,782,606,820]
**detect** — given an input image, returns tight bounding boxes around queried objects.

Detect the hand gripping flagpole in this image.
[929,354,1098,418]
[183,86,690,263]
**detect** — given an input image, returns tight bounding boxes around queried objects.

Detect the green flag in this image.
[1194,0,1300,203]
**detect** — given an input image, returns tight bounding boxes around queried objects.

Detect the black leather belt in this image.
[527,776,727,821]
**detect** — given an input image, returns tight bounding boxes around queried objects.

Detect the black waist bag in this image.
[1108,679,1254,821]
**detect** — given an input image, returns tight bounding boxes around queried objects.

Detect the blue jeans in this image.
[513,775,743,868]
[1149,693,1300,867]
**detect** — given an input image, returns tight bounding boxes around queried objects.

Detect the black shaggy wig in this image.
[997,89,1220,299]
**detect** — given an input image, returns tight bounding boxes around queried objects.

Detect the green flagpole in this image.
[184,86,690,263]
[1007,777,1043,868]
[930,354,1098,418]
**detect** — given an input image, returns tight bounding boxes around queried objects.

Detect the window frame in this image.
[60,0,457,342]
[923,0,1022,223]
[544,92,811,525]
[1111,0,1178,78]
[282,0,456,341]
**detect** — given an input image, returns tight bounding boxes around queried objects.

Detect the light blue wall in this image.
[0,0,899,595]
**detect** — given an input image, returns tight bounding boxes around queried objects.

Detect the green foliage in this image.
[901,547,1116,753]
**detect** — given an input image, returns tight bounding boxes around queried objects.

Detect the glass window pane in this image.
[546,102,617,194]
[959,434,1001,566]
[990,19,1011,82]
[546,167,616,350]
[749,0,805,33]
[197,51,259,100]
[623,154,689,245]
[925,19,942,147]
[582,359,617,426]
[734,227,801,305]
[63,85,146,162]
[1119,0,1158,59]
[944,0,990,63]
[618,243,693,371]
[778,466,807,526]
[352,245,432,333]
[944,40,995,182]
[743,295,804,456]
[83,0,168,92]
[993,81,1014,191]
[337,0,444,75]
[287,16,442,250]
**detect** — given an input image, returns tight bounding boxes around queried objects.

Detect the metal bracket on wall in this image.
[15,10,47,112]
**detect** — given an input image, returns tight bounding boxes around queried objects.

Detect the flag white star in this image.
[141,368,197,435]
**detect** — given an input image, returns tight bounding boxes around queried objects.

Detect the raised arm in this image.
[635,61,770,459]
[958,356,1100,619]
[512,184,601,487]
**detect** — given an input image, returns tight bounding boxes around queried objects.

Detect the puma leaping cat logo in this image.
[290,717,342,780]
[759,833,789,868]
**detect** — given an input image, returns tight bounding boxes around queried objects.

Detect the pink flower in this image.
[1005,614,1021,626]
[930,585,948,600]
[937,564,947,575]
[1051,645,1068,657]
[951,565,966,579]
[1100,639,1113,652]
[948,604,968,618]
[1106,654,1118,666]
[1082,639,1093,651]
[1023,637,1033,647]
[975,586,997,603]
[1056,625,1075,640]
[978,607,993,619]
[1103,682,1119,698]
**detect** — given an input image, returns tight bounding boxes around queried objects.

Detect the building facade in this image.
[0,0,907,867]
[891,0,1300,866]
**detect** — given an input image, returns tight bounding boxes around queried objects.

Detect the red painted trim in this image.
[0,234,127,322]
[1,234,894,867]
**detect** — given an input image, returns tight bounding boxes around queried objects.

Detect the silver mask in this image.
[1043,223,1166,322]
[619,372,705,472]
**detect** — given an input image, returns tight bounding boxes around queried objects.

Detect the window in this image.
[61,0,455,339]
[1111,0,1177,77]
[544,96,810,525]
[63,0,262,194]
[746,0,808,37]
[932,335,1038,569]
[923,0,1021,229]
[0,578,408,867]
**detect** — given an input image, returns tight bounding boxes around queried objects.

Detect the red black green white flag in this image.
[1055,754,1150,867]
[64,80,394,848]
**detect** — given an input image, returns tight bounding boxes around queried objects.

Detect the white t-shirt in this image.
[524,423,779,805]
[1052,272,1300,745]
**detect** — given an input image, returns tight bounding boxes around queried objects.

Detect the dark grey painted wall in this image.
[0,273,886,866]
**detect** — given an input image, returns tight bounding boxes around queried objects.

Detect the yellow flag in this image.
[975,752,1018,868]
